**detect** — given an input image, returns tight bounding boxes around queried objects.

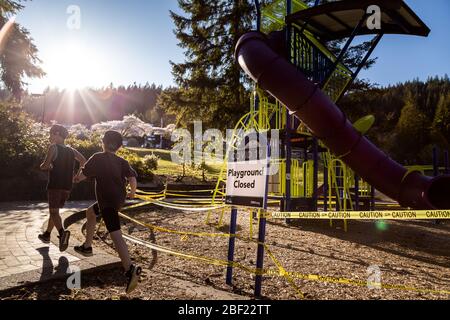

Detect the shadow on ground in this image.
[270,218,450,268]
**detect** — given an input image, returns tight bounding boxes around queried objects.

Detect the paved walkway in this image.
[0,202,120,291]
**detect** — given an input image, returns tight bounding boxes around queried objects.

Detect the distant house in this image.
[123,136,145,148]
[91,115,175,150]
[142,129,173,150]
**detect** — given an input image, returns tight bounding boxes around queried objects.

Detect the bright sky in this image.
[15,0,450,93]
[17,0,184,93]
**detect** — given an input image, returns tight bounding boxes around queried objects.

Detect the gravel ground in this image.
[1,204,449,300]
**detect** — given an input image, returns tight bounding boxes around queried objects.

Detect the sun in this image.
[45,42,109,90]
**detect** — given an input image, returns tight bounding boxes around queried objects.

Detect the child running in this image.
[39,125,86,251]
[73,130,141,294]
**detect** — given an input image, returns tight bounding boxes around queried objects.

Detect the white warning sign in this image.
[225,160,268,208]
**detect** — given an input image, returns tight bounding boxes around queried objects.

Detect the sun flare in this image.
[44,42,109,90]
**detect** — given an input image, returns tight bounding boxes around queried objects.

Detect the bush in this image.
[66,136,158,181]
[66,132,102,160]
[0,103,48,177]
[143,154,159,171]
[117,148,156,181]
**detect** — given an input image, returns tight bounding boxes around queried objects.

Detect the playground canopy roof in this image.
[286,0,430,41]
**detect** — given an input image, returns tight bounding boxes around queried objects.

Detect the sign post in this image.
[254,145,271,298]
[226,207,238,285]
[225,140,270,290]
[225,159,269,207]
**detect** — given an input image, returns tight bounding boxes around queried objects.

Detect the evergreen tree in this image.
[432,93,450,148]
[338,76,450,164]
[158,0,254,130]
[391,95,430,163]
[0,0,44,99]
[160,0,381,130]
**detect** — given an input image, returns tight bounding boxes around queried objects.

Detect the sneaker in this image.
[58,230,71,252]
[74,245,93,257]
[125,265,142,294]
[38,232,51,244]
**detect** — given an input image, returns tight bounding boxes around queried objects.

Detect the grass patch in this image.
[126,147,223,180]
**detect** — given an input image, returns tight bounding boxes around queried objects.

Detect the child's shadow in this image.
[36,247,71,300]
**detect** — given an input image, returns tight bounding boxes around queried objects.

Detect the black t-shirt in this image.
[82,152,137,210]
[47,144,75,191]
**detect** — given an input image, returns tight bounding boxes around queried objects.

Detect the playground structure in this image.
[211,0,450,215]
[211,0,450,297]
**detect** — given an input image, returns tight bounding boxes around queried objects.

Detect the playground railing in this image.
[261,0,308,34]
[290,24,353,102]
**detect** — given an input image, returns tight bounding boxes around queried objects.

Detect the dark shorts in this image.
[92,203,121,233]
[48,190,71,209]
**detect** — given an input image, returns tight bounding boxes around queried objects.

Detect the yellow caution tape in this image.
[165,193,213,198]
[150,199,226,212]
[168,199,223,205]
[119,212,232,238]
[122,233,256,274]
[116,201,449,297]
[263,244,305,299]
[136,190,165,195]
[135,194,165,201]
[268,210,450,220]
[121,208,259,243]
[165,189,215,193]
[120,231,450,297]
[263,269,450,296]
[122,201,154,211]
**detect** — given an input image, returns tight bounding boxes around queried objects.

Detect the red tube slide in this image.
[235,31,450,210]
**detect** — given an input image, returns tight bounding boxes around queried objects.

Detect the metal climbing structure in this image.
[212,0,373,217]
[214,0,433,226]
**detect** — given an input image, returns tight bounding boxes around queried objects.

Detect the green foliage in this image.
[0,1,45,99]
[0,102,48,176]
[143,154,159,171]
[117,148,158,181]
[160,0,381,130]
[339,76,450,164]
[66,132,102,160]
[392,97,430,162]
[192,160,208,182]
[159,0,254,130]
[432,93,450,145]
